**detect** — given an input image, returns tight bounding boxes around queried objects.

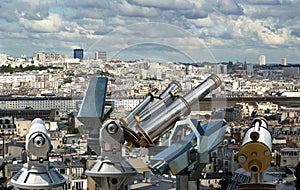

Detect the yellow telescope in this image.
[237,117,272,173]
[236,117,278,190]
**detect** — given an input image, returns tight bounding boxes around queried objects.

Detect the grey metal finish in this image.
[77,77,138,190]
[85,158,136,190]
[125,89,157,127]
[79,75,223,190]
[126,81,182,129]
[159,80,182,100]
[141,74,221,141]
[11,163,65,190]
[26,118,50,160]
[11,118,66,190]
[150,118,226,190]
[77,77,108,119]
[137,81,182,124]
[85,120,137,190]
[77,77,109,155]
[243,122,272,151]
[151,119,226,176]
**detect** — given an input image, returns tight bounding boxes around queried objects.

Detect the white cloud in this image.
[189,17,214,28]
[217,0,244,15]
[0,0,299,62]
[237,17,289,45]
[19,13,63,33]
[118,0,159,18]
[243,3,300,19]
[246,0,280,4]
[128,0,193,10]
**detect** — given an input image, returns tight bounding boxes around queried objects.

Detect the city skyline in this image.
[0,0,299,63]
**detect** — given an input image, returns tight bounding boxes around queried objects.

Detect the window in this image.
[74,181,83,190]
[60,169,65,174]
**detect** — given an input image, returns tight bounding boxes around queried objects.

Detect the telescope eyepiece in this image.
[249,160,262,174]
[34,135,45,148]
[106,122,119,135]
[251,165,258,172]
[26,119,50,157]
[250,131,260,141]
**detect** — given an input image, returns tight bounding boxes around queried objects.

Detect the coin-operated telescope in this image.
[84,119,137,190]
[235,118,280,190]
[11,118,66,190]
[150,119,226,190]
[78,74,223,190]
[78,77,137,190]
[122,74,222,148]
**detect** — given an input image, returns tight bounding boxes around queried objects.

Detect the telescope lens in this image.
[111,178,118,185]
[251,166,258,172]
[250,132,259,141]
[34,135,45,148]
[106,122,118,134]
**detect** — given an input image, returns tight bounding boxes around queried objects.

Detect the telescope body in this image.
[150,119,226,176]
[11,118,66,190]
[237,118,272,174]
[125,74,222,147]
[79,74,223,190]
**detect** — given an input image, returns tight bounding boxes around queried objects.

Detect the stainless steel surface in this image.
[77,77,108,119]
[125,89,157,126]
[85,120,137,190]
[85,159,137,190]
[159,80,182,100]
[137,81,182,124]
[33,136,45,148]
[141,74,221,143]
[77,77,109,155]
[11,118,66,190]
[150,119,226,176]
[79,75,223,190]
[237,118,273,185]
[126,81,182,129]
[242,124,272,151]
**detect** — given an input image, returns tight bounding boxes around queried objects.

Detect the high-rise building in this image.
[246,64,253,75]
[259,55,266,66]
[74,49,84,59]
[95,51,107,62]
[213,64,227,74]
[281,57,287,66]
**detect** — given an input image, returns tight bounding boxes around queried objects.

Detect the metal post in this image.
[2,136,4,158]
[176,175,199,190]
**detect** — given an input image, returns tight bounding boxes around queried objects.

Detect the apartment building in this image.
[0,97,77,113]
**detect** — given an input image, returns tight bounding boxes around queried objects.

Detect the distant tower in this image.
[259,55,266,66]
[95,51,107,62]
[246,63,254,75]
[74,49,84,59]
[281,57,287,66]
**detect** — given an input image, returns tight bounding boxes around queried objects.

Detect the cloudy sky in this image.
[0,0,299,63]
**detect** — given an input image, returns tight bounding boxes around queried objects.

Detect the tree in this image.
[0,65,13,73]
[68,126,79,134]
[295,162,300,190]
